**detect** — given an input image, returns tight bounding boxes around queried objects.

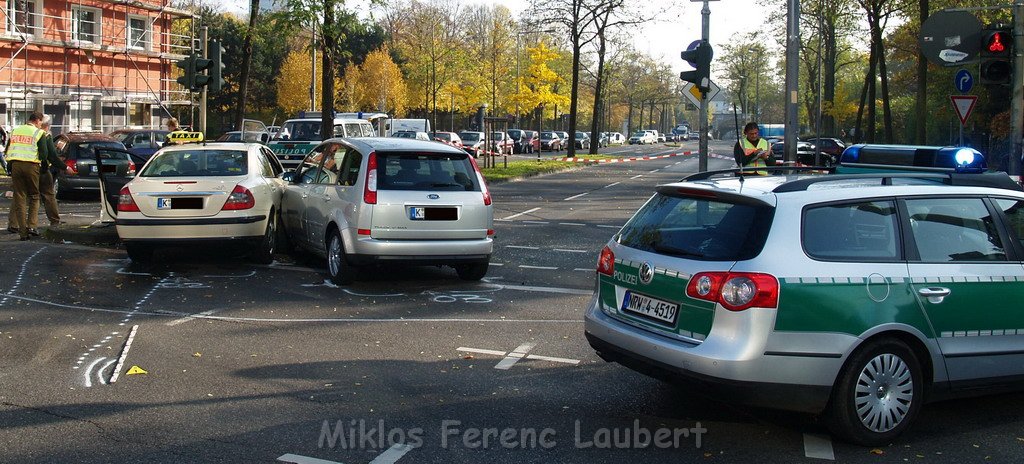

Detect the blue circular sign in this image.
[955,69,973,93]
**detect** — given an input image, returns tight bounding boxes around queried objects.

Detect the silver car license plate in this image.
[157,198,172,210]
[622,291,678,325]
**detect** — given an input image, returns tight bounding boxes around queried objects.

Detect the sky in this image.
[212,0,772,81]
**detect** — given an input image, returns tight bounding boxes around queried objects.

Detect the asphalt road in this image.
[1,141,1021,463]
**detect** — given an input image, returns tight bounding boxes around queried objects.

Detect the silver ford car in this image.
[280,137,494,284]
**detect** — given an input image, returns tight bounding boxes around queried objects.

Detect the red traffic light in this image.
[986,31,1010,54]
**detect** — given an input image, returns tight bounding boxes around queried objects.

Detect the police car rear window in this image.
[376,152,479,192]
[618,194,773,261]
[140,150,248,177]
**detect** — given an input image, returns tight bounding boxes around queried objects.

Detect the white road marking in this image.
[603,182,621,188]
[97,358,117,385]
[506,245,540,250]
[559,223,585,226]
[649,169,659,173]
[495,342,536,370]
[201,271,256,278]
[489,263,504,266]
[368,443,414,464]
[596,225,621,229]
[553,249,588,253]
[457,347,508,356]
[277,454,342,464]
[167,309,219,326]
[563,192,589,201]
[522,220,550,224]
[573,268,593,272]
[803,433,835,460]
[490,284,591,295]
[519,265,558,270]
[525,354,581,365]
[109,325,139,383]
[630,175,643,179]
[501,207,541,220]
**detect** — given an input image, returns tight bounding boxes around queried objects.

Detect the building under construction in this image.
[0,0,195,133]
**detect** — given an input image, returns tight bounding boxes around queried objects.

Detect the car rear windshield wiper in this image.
[430,183,466,188]
[652,242,705,258]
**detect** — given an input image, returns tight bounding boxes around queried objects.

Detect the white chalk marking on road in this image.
[559,222,585,226]
[519,265,558,270]
[596,225,621,229]
[368,443,415,464]
[116,268,153,276]
[563,192,589,201]
[167,309,219,326]
[495,342,536,370]
[630,175,644,179]
[277,454,342,464]
[1,247,46,306]
[506,245,540,250]
[603,182,621,188]
[501,207,541,220]
[525,354,581,365]
[553,248,588,253]
[522,220,550,224]
[109,325,139,383]
[97,358,117,385]
[458,347,508,356]
[82,357,107,388]
[201,271,256,278]
[803,433,835,460]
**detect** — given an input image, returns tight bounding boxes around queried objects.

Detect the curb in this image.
[553,151,694,164]
[43,223,120,246]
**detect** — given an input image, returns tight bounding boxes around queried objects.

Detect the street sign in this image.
[683,81,720,106]
[954,69,973,93]
[950,95,978,126]
[920,11,982,67]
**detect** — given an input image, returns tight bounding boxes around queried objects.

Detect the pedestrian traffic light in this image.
[680,41,713,92]
[207,40,226,92]
[175,54,195,90]
[980,27,1012,85]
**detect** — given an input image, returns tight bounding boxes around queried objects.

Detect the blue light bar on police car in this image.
[839,144,987,173]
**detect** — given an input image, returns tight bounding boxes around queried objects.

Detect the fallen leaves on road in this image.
[192,352,202,357]
[870,449,885,456]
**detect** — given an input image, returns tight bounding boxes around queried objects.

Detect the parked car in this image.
[586,163,1024,446]
[805,137,847,159]
[539,131,562,151]
[108,129,169,160]
[280,137,493,284]
[555,131,572,148]
[393,130,430,141]
[607,132,626,146]
[490,131,514,155]
[432,131,463,149]
[656,132,667,143]
[458,131,485,158]
[113,142,287,264]
[216,130,271,143]
[771,139,830,166]
[597,132,609,148]
[628,130,656,145]
[574,131,591,150]
[54,132,134,199]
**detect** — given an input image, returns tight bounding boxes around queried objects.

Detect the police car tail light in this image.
[117,186,140,212]
[468,156,491,206]
[686,272,778,311]
[364,152,378,204]
[597,246,615,276]
[65,159,78,176]
[222,185,255,210]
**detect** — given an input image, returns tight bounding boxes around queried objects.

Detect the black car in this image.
[770,139,833,167]
[54,132,135,199]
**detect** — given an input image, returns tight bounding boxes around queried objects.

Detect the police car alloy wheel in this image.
[827,338,923,446]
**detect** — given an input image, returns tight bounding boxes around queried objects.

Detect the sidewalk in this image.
[0,175,119,246]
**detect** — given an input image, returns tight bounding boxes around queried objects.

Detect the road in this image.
[1,140,1021,463]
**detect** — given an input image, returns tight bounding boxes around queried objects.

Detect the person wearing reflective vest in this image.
[5,112,46,240]
[733,122,775,176]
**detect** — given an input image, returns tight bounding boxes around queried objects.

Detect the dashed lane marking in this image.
[596,225,621,229]
[563,192,589,201]
[506,245,540,250]
[553,248,588,253]
[519,265,558,270]
[603,182,621,188]
[522,220,549,224]
[501,207,541,220]
[630,175,643,179]
[559,223,585,226]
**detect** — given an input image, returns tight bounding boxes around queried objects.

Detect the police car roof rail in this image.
[771,172,1023,193]
[681,166,833,182]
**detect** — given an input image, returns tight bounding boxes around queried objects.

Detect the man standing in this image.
[733,122,775,176]
[37,118,62,227]
[5,112,47,240]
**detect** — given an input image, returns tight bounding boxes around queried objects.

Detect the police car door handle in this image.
[918,287,951,304]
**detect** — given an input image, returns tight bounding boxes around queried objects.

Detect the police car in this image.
[106,132,288,263]
[585,146,1024,445]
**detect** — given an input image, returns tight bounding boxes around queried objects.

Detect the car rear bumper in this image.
[116,215,268,241]
[350,236,493,261]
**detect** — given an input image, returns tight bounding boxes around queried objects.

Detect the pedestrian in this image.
[734,122,775,176]
[37,118,62,227]
[163,117,180,147]
[5,112,48,240]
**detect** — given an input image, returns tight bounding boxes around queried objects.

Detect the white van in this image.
[384,119,431,135]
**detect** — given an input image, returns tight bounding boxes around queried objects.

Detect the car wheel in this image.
[125,243,153,263]
[327,230,354,285]
[54,176,67,200]
[455,261,488,281]
[251,213,278,264]
[826,338,923,446]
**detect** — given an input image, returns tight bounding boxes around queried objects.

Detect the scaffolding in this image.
[0,0,197,133]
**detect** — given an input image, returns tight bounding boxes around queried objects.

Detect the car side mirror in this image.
[282,170,295,182]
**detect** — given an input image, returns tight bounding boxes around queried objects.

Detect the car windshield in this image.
[618,193,774,261]
[491,132,504,140]
[541,132,556,139]
[507,130,523,139]
[632,132,646,137]
[575,132,587,139]
[140,149,248,177]
[459,132,481,142]
[376,151,479,192]
[280,121,322,141]
[435,133,453,141]
[73,141,127,159]
[394,131,416,138]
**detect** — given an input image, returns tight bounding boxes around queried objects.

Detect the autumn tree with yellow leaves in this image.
[351,46,407,116]
[508,41,570,121]
[276,51,321,115]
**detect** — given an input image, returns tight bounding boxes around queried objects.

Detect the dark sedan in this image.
[54,132,135,199]
[109,129,169,160]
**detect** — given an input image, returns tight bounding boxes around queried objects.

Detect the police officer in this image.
[5,112,47,240]
[37,118,62,227]
[734,122,775,176]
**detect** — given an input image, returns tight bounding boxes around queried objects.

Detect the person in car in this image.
[734,122,775,175]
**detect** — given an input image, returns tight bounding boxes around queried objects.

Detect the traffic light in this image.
[192,54,213,90]
[175,54,195,90]
[680,41,713,92]
[980,27,1012,85]
[207,40,226,92]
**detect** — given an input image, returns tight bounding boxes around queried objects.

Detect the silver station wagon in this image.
[280,137,494,284]
[586,167,1024,445]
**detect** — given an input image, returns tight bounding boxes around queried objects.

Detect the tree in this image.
[508,41,571,124]
[355,46,408,115]
[235,0,260,130]
[277,50,322,115]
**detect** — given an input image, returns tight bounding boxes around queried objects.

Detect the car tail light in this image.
[597,246,615,276]
[686,272,779,311]
[65,159,78,175]
[117,186,140,212]
[468,156,491,205]
[364,152,378,205]
[357,229,371,236]
[222,184,255,210]
[487,229,494,236]
[127,161,136,176]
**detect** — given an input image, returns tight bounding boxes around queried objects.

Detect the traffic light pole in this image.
[1012,3,1023,177]
[698,0,710,172]
[199,26,208,134]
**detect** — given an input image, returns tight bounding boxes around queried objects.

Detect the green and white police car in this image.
[585,154,1024,445]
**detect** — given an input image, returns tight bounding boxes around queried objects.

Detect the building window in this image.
[127,15,151,50]
[71,6,101,43]
[7,0,41,37]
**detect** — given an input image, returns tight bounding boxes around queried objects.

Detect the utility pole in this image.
[199,25,208,134]
[783,0,800,164]
[698,0,710,172]
[1011,3,1023,177]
